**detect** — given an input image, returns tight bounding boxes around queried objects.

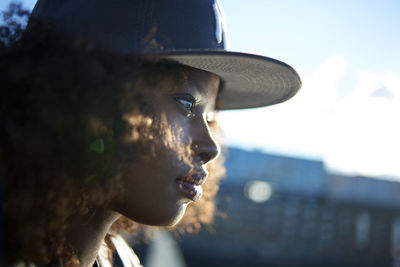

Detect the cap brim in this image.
[161,51,301,110]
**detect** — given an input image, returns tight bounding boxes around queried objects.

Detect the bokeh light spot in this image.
[244,180,272,203]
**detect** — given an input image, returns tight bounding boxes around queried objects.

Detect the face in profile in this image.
[110,66,221,226]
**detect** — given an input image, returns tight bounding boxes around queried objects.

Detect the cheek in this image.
[117,167,188,225]
[162,110,193,144]
[154,112,194,160]
[110,144,191,226]
[110,104,195,226]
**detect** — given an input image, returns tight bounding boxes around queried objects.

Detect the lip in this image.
[176,180,203,202]
[182,167,208,185]
[176,165,208,201]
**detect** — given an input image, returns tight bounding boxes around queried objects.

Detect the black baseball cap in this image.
[28,0,301,110]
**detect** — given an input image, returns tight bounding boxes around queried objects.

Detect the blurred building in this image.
[178,147,400,267]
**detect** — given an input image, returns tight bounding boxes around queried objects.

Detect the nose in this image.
[196,143,219,164]
[192,115,220,164]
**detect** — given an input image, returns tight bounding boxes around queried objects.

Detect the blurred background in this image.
[2,0,399,266]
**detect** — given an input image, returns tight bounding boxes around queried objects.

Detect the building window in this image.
[355,211,371,250]
[391,217,400,257]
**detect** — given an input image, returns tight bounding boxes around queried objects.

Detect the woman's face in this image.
[110,66,220,226]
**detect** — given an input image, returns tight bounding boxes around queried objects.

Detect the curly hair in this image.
[0,4,226,266]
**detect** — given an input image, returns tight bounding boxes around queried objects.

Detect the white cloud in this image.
[219,54,349,159]
[219,55,400,179]
[324,71,400,178]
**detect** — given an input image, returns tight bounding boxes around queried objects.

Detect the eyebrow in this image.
[193,81,220,112]
[187,73,221,94]
[190,79,208,96]
[179,68,221,109]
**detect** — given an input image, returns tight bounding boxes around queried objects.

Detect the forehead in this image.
[156,64,220,99]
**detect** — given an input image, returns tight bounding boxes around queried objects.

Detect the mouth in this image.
[175,166,208,202]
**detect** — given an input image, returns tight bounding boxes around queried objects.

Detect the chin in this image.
[162,204,188,226]
[149,202,188,227]
[118,201,189,227]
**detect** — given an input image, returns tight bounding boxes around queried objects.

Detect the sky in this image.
[1,0,399,179]
[218,0,400,179]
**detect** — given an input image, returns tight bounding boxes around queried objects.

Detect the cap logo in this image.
[213,0,225,44]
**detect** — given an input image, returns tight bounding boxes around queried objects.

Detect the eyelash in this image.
[172,94,216,125]
[173,94,199,117]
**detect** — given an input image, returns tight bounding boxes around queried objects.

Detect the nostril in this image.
[194,141,220,164]
[198,152,211,164]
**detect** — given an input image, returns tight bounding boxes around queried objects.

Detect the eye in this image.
[172,94,198,116]
[177,98,194,111]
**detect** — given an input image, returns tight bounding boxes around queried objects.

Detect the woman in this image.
[1,0,301,266]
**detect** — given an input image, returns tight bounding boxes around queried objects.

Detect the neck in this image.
[66,209,121,267]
